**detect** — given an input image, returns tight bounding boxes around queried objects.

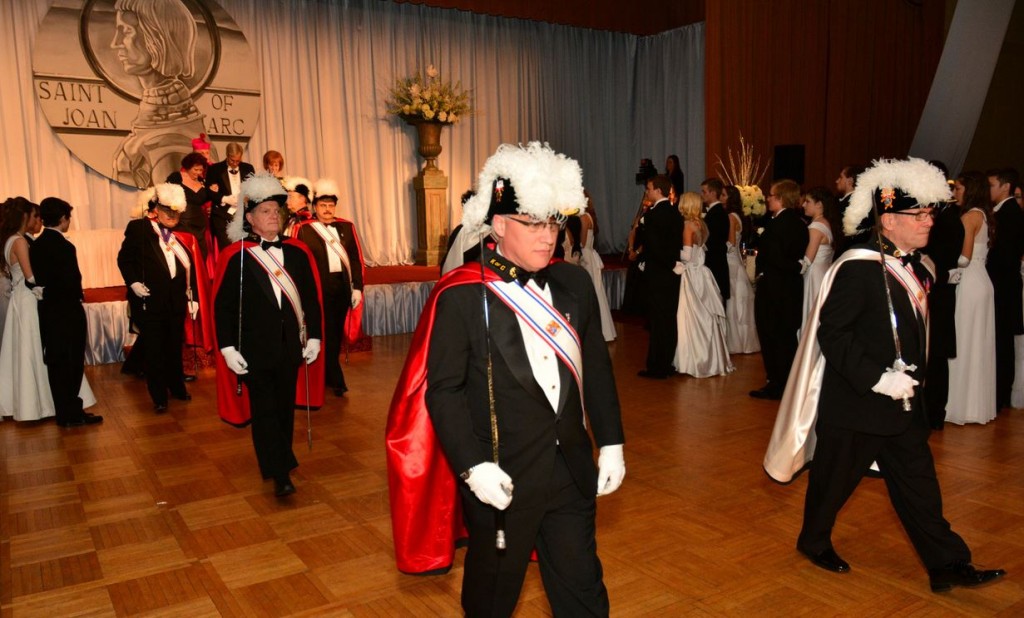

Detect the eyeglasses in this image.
[889,210,935,222]
[503,216,565,233]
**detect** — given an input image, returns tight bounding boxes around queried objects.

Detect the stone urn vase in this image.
[403,116,446,172]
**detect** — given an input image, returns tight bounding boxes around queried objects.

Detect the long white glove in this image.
[597,444,626,496]
[672,261,685,275]
[947,268,963,285]
[130,282,151,298]
[871,370,919,400]
[680,246,693,263]
[302,338,321,364]
[799,256,812,275]
[957,254,970,268]
[30,285,44,300]
[464,462,513,510]
[351,289,363,308]
[220,346,249,375]
[187,301,199,319]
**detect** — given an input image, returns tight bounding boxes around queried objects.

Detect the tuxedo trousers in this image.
[243,365,300,480]
[322,272,352,391]
[992,278,1020,408]
[40,304,86,423]
[798,420,971,569]
[459,450,609,618]
[139,312,186,404]
[644,275,680,375]
[754,276,802,390]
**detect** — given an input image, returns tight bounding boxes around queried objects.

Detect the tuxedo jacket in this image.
[816,257,927,435]
[116,219,192,319]
[638,199,683,288]
[425,257,625,510]
[29,228,85,339]
[704,202,730,300]
[207,160,256,249]
[987,198,1024,333]
[295,220,364,294]
[214,242,323,371]
[922,203,964,358]
[755,209,808,300]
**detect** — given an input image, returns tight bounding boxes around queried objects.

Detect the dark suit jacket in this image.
[987,197,1024,334]
[116,219,191,320]
[206,160,256,250]
[638,199,683,288]
[817,257,926,436]
[704,202,730,300]
[29,228,86,344]
[295,221,364,294]
[425,257,625,510]
[922,203,964,358]
[214,242,323,371]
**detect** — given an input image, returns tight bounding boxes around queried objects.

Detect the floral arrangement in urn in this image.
[715,133,770,216]
[386,64,472,124]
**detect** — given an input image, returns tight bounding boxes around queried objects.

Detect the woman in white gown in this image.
[673,192,733,377]
[563,212,616,341]
[723,187,759,353]
[799,187,841,332]
[947,171,997,425]
[0,200,56,421]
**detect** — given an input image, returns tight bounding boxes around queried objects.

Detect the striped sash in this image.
[247,246,307,343]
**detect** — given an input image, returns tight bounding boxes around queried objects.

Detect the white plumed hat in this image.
[228,171,287,242]
[313,178,341,202]
[461,142,585,235]
[282,176,313,202]
[844,158,951,236]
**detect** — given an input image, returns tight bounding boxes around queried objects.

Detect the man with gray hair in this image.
[208,142,256,250]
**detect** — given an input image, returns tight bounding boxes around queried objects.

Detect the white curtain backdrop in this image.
[909,0,1016,175]
[2,0,703,285]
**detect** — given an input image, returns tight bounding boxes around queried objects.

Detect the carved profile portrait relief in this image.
[33,0,261,189]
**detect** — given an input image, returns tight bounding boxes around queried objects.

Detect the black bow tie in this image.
[229,169,239,175]
[899,252,920,267]
[261,239,283,250]
[516,267,549,290]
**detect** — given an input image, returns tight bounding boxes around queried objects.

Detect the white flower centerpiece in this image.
[715,133,770,217]
[386,64,472,125]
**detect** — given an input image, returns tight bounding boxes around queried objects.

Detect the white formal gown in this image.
[725,213,759,353]
[1012,261,1024,408]
[674,244,733,377]
[947,212,996,425]
[800,220,833,333]
[0,235,55,421]
[564,215,616,341]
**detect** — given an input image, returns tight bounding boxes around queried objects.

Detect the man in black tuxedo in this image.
[117,184,198,412]
[296,178,364,396]
[835,164,867,255]
[985,168,1024,410]
[31,198,102,428]
[794,160,1004,592]
[637,174,683,378]
[922,197,964,429]
[207,142,256,250]
[215,172,322,498]
[701,177,730,305]
[751,180,808,399]
[418,143,625,616]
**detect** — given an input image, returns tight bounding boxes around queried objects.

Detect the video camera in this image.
[635,158,657,185]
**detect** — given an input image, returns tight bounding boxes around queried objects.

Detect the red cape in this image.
[211,239,327,427]
[174,230,215,353]
[384,264,500,574]
[293,217,367,345]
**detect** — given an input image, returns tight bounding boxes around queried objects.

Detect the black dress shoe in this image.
[81,412,103,424]
[170,390,192,401]
[333,386,348,396]
[637,369,669,380]
[274,477,296,497]
[799,546,850,573]
[749,386,783,400]
[57,413,104,427]
[183,374,197,383]
[154,402,168,413]
[928,561,1005,592]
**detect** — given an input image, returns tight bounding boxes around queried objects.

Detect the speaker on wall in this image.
[773,144,805,184]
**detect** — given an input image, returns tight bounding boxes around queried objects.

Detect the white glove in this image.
[957,254,970,268]
[871,370,919,400]
[672,261,685,275]
[302,338,321,364]
[681,245,694,263]
[187,301,199,319]
[351,289,363,308]
[31,285,44,300]
[947,268,963,285]
[130,282,151,298]
[638,262,645,272]
[220,346,249,375]
[464,462,513,510]
[799,256,812,275]
[223,194,238,207]
[597,444,626,496]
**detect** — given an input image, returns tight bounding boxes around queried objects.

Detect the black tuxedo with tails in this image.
[29,228,87,424]
[987,198,1024,408]
[214,242,322,481]
[206,160,255,250]
[637,198,683,375]
[426,255,624,617]
[117,219,194,406]
[799,254,971,570]
[922,203,964,426]
[704,202,730,302]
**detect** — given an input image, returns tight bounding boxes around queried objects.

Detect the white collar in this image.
[994,197,1014,213]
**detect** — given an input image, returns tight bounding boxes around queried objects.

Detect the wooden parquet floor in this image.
[2,321,1023,617]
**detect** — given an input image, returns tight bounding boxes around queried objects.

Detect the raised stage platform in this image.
[82,260,628,365]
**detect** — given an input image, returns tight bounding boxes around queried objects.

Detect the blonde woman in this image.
[672,192,733,377]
